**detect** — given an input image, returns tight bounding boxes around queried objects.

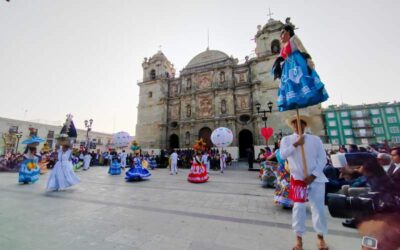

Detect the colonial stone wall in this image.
[0,117,113,154]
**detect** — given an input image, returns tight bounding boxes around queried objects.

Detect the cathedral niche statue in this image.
[219,71,225,83]
[186,105,191,118]
[239,73,245,83]
[185,132,190,145]
[221,99,227,114]
[186,78,192,90]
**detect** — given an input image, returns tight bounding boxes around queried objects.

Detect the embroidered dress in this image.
[108,159,121,175]
[148,156,157,170]
[187,156,209,183]
[39,156,49,175]
[72,156,83,172]
[277,35,328,111]
[260,161,276,188]
[18,155,40,184]
[46,149,80,190]
[125,157,151,181]
[273,149,293,208]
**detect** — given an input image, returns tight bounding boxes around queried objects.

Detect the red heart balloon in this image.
[261,127,274,142]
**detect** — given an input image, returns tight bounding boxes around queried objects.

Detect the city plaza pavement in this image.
[0,163,360,250]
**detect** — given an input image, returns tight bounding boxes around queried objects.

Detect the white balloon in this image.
[112,131,132,148]
[211,127,233,148]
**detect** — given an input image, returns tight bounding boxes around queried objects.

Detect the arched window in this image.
[186,78,192,90]
[148,91,153,98]
[219,71,225,83]
[150,69,156,80]
[165,72,170,78]
[221,99,227,114]
[186,105,191,118]
[271,40,280,55]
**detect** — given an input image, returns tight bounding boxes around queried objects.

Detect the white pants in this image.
[171,162,178,174]
[220,160,226,171]
[83,160,90,170]
[292,181,327,237]
[206,162,210,173]
[121,159,126,168]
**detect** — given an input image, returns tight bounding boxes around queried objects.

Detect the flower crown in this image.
[193,139,207,152]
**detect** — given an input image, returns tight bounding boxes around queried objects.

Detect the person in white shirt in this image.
[170,150,178,175]
[377,153,392,173]
[279,115,329,250]
[201,151,210,173]
[83,152,92,171]
[120,150,127,170]
[220,151,227,173]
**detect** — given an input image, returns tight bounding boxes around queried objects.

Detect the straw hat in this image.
[285,114,313,128]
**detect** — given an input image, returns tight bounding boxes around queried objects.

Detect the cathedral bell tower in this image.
[254,16,292,58]
[142,50,176,81]
[136,50,176,149]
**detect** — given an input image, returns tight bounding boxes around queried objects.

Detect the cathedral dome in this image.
[186,49,229,68]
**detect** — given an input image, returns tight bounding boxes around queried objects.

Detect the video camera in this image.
[327,153,400,219]
[327,191,400,219]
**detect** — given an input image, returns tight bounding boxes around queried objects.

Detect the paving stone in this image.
[0,163,360,250]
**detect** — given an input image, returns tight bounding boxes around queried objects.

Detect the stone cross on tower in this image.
[267,8,274,20]
[158,45,162,52]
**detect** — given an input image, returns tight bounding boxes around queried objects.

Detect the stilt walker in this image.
[272,19,329,250]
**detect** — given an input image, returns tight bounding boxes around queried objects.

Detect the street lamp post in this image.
[15,132,23,153]
[84,119,93,150]
[255,101,273,128]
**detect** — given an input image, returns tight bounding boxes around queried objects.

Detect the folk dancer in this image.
[170,150,178,175]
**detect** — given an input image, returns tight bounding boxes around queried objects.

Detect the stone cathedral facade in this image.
[135,17,324,157]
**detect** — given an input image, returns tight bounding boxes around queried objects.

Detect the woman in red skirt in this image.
[188,139,209,183]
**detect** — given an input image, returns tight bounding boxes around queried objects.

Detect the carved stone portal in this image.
[236,95,250,110]
[170,105,180,120]
[197,96,213,118]
[195,72,212,89]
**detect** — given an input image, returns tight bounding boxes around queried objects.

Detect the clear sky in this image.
[1,0,399,135]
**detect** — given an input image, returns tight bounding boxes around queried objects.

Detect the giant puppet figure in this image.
[273,19,329,250]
